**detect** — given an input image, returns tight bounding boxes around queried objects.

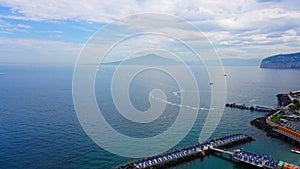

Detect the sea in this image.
[0,65,300,169]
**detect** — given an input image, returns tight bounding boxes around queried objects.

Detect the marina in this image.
[119,133,300,169]
[118,134,253,169]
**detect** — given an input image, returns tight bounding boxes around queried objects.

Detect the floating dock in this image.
[226,103,276,113]
[118,134,254,169]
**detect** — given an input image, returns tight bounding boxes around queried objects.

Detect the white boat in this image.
[291,147,300,154]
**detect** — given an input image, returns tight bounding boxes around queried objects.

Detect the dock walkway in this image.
[209,147,234,155]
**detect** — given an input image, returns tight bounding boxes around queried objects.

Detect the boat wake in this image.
[150,94,213,111]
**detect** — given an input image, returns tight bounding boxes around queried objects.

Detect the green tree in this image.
[293,98,299,104]
[293,99,300,109]
[289,104,296,112]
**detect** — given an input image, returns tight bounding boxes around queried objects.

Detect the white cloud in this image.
[0,0,299,25]
[0,0,140,22]
[16,23,31,29]
[0,19,30,34]
[0,0,300,62]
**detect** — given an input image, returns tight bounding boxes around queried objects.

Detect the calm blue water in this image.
[0,65,300,169]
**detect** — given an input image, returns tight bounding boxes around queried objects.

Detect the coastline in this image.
[251,90,300,146]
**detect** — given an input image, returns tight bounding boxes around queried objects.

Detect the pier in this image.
[210,148,276,168]
[226,103,276,113]
[118,134,254,169]
[210,147,300,169]
[211,148,300,169]
[232,150,276,168]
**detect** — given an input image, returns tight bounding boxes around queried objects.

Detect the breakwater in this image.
[226,103,276,113]
[118,134,254,169]
[251,117,275,135]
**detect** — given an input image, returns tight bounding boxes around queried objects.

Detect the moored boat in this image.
[291,147,300,154]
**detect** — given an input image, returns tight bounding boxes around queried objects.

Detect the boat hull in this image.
[291,148,300,154]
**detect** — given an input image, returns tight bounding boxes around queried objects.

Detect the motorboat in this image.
[291,147,300,154]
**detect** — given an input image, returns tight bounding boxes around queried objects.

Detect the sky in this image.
[0,0,300,65]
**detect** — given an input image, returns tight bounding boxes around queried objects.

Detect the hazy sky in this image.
[0,0,300,64]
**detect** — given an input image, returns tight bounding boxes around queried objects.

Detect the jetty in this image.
[118,134,254,169]
[226,103,276,113]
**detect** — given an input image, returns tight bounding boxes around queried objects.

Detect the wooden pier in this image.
[118,134,254,169]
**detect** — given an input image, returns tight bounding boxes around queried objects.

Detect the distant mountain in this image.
[102,54,179,65]
[260,52,300,69]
